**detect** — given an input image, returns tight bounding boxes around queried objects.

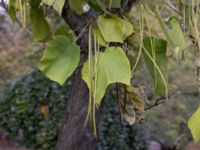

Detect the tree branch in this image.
[0,0,7,10]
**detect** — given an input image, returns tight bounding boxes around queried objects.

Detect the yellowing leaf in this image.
[82,47,131,105]
[39,35,80,85]
[118,85,145,125]
[98,15,125,43]
[93,26,107,46]
[40,103,49,117]
[188,106,200,142]
[121,18,134,39]
[97,15,134,43]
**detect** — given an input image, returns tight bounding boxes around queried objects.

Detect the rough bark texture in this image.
[56,2,97,150]
[56,1,136,150]
[56,69,97,150]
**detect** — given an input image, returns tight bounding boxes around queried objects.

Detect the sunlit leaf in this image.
[30,6,51,42]
[97,15,134,43]
[39,35,80,85]
[188,106,200,142]
[82,47,131,105]
[142,37,168,96]
[121,18,134,39]
[98,15,125,43]
[93,26,107,46]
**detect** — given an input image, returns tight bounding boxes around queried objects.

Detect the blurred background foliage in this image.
[0,69,69,149]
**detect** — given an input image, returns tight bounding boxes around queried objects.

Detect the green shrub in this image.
[0,69,69,150]
[0,69,147,150]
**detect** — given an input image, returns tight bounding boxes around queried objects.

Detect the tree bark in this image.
[56,2,98,149]
[56,69,98,150]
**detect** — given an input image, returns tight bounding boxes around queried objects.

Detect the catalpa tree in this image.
[1,0,200,149]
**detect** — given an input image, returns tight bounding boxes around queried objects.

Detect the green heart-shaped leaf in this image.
[82,47,131,105]
[97,15,134,43]
[30,6,51,42]
[39,35,80,85]
[98,15,125,43]
[142,37,168,96]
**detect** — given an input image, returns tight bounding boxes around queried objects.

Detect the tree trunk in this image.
[56,1,136,149]
[56,70,97,150]
[55,1,99,149]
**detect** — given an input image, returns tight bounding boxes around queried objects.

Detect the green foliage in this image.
[122,17,135,38]
[142,36,168,96]
[55,24,74,41]
[7,0,16,22]
[39,35,80,85]
[156,12,185,49]
[89,0,121,13]
[82,47,131,105]
[30,5,51,42]
[188,106,200,142]
[0,69,68,149]
[97,15,134,43]
[93,26,107,46]
[156,11,186,61]
[68,0,87,15]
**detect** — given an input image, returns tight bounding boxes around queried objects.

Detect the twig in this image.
[163,0,181,15]
[145,96,166,111]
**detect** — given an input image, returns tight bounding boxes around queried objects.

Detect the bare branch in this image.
[163,0,181,15]
[145,96,166,111]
